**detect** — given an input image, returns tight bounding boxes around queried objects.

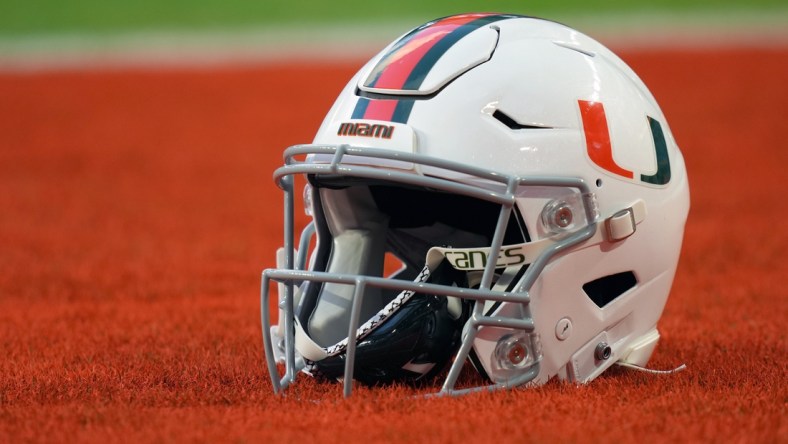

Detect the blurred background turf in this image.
[1,0,786,36]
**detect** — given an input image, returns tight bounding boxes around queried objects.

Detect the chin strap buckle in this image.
[605,199,647,242]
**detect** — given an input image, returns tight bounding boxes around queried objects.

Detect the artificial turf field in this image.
[0,39,786,442]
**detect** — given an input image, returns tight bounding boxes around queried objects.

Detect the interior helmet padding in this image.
[308,186,389,347]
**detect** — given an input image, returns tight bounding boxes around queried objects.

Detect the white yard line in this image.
[1,12,786,72]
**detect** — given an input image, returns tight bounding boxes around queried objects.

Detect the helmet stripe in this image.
[351,97,416,124]
[399,14,514,91]
[353,13,516,123]
[366,13,492,90]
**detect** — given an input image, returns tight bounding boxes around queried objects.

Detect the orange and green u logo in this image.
[579,100,671,185]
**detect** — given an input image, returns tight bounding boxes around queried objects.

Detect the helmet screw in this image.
[553,205,573,228]
[507,342,527,365]
[494,334,538,371]
[595,342,612,361]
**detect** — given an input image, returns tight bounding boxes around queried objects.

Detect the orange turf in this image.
[0,48,786,443]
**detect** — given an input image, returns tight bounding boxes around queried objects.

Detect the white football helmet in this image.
[261,13,689,397]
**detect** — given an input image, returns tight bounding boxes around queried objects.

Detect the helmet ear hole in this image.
[582,271,637,308]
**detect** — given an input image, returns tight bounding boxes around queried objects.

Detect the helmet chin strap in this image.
[293,263,435,364]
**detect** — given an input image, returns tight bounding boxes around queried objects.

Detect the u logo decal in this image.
[579,100,671,185]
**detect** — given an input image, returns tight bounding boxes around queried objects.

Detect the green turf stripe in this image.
[1,1,787,36]
[0,11,786,71]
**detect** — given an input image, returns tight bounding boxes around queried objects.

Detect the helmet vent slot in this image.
[492,109,552,130]
[582,271,637,308]
[552,41,597,58]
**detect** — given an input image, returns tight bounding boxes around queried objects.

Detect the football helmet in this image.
[261,13,689,397]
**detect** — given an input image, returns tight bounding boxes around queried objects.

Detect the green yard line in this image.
[1,0,786,36]
[1,5,786,70]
